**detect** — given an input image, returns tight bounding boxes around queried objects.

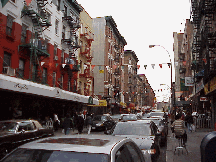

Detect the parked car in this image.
[110,114,121,123]
[0,119,54,159]
[148,112,168,121]
[0,135,146,162]
[105,120,161,162]
[91,115,116,131]
[119,114,138,121]
[141,117,168,147]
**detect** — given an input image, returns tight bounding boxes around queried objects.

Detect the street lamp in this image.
[149,45,175,116]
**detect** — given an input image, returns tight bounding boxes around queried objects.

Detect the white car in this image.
[1,135,146,162]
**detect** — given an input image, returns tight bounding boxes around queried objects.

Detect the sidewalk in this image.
[166,122,214,162]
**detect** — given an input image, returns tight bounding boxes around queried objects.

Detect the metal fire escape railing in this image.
[19,0,51,83]
[191,0,216,83]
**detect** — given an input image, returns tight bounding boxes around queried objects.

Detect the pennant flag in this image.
[137,65,140,69]
[113,65,117,69]
[69,64,73,70]
[91,65,95,70]
[175,62,178,66]
[151,64,155,69]
[144,65,147,69]
[99,70,104,73]
[62,64,66,68]
[183,61,186,66]
[167,63,171,68]
[159,64,162,68]
[41,62,45,66]
[25,0,32,6]
[49,62,52,68]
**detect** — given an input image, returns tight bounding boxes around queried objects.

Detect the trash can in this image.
[200,131,216,162]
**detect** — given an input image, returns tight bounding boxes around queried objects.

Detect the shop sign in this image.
[196,79,204,93]
[200,97,208,101]
[99,100,107,106]
[204,76,216,95]
[185,77,194,86]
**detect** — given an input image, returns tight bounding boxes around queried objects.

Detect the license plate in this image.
[92,127,96,129]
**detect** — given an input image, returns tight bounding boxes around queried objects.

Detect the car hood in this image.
[0,131,15,137]
[114,135,154,149]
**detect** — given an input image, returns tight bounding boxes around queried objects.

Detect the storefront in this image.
[0,74,99,120]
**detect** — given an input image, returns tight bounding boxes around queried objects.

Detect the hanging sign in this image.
[200,97,208,101]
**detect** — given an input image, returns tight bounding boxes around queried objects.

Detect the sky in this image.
[77,0,192,102]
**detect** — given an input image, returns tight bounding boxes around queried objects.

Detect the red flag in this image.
[25,0,32,6]
[203,58,207,64]
[167,63,171,68]
[137,65,140,69]
[159,64,162,68]
[91,65,95,70]
[183,61,186,66]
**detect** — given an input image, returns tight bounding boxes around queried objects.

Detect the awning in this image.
[0,74,99,104]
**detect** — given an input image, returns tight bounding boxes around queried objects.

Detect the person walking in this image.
[86,113,93,134]
[53,113,59,132]
[185,112,193,133]
[63,114,72,135]
[171,114,187,145]
[76,112,84,134]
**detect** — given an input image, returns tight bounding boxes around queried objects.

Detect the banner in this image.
[185,77,194,86]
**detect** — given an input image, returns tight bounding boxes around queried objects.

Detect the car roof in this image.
[0,119,38,123]
[119,120,152,124]
[18,135,131,154]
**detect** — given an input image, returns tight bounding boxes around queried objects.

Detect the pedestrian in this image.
[170,112,175,125]
[184,112,193,133]
[53,113,60,131]
[76,112,84,134]
[86,113,93,134]
[63,113,72,135]
[171,114,187,145]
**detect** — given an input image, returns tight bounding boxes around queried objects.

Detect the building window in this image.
[44,39,49,52]
[18,59,24,78]
[57,0,60,11]
[55,19,59,35]
[54,44,57,59]
[47,12,51,24]
[61,49,65,64]
[62,25,65,39]
[64,5,67,17]
[6,15,14,36]
[42,68,47,84]
[21,24,27,44]
[3,52,11,74]
[53,72,56,87]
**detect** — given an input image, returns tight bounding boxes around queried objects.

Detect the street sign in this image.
[200,97,208,101]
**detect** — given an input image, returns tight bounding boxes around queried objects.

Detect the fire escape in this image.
[113,44,121,104]
[191,0,216,84]
[79,27,94,96]
[19,0,51,83]
[62,11,80,92]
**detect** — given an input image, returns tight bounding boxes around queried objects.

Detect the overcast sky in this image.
[77,0,192,102]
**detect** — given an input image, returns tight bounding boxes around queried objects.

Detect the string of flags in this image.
[144,63,172,69]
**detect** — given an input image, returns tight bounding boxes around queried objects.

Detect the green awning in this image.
[1,0,9,7]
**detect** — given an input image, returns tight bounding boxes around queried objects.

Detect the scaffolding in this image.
[19,0,51,83]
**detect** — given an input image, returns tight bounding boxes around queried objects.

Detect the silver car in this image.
[1,134,146,162]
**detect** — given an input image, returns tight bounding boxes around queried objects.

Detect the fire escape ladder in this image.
[20,2,51,82]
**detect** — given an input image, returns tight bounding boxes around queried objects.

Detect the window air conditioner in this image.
[54,56,58,60]
[3,66,15,76]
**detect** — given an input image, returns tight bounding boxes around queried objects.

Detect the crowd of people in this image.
[46,111,94,135]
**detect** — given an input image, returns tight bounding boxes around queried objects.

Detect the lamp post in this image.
[149,45,175,116]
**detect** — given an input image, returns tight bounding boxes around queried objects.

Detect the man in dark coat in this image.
[63,114,72,135]
[76,112,84,134]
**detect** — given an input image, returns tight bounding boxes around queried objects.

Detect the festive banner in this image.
[167,63,171,68]
[62,64,66,68]
[151,64,155,69]
[84,64,88,70]
[113,65,117,69]
[69,64,73,70]
[203,58,207,64]
[91,65,95,70]
[144,65,147,69]
[137,65,140,69]
[159,64,162,68]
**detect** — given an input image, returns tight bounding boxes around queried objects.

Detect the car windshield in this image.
[113,123,151,136]
[122,115,137,121]
[2,148,109,162]
[150,112,164,117]
[151,120,164,126]
[93,116,107,121]
[0,122,17,132]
